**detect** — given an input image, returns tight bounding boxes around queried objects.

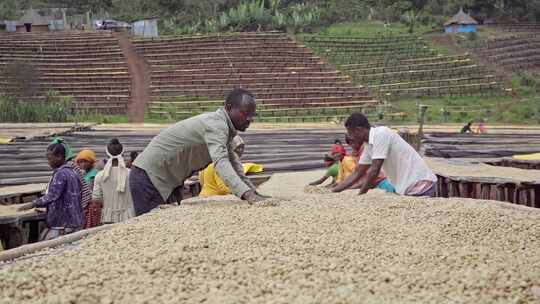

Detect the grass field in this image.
[387,74,540,124]
[317,21,436,36]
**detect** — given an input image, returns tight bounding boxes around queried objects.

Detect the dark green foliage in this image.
[0,92,73,123]
[9,0,540,32]
[0,0,24,19]
[466,31,478,42]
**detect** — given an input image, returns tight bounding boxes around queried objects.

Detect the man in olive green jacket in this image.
[130,88,268,215]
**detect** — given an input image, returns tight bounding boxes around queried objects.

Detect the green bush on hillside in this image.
[466,31,478,42]
[0,91,73,123]
[160,0,323,35]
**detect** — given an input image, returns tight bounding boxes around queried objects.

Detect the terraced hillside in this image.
[490,23,540,33]
[301,34,505,99]
[473,33,540,71]
[0,31,132,114]
[134,32,378,123]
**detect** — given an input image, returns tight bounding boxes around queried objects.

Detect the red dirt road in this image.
[115,33,149,123]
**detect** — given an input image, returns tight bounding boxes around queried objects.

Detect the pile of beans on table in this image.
[0,171,539,304]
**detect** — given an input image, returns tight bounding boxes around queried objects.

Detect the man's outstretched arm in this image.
[358,159,384,195]
[332,164,369,193]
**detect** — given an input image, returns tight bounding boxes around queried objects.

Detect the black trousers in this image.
[129,167,183,216]
[129,166,165,216]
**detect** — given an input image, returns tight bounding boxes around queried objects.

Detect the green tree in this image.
[402,0,428,32]
[0,0,23,19]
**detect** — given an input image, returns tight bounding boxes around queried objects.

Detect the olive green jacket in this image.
[133,108,255,200]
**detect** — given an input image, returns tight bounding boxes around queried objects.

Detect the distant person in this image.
[199,135,263,197]
[92,139,135,224]
[461,122,473,133]
[338,135,395,193]
[477,121,488,134]
[333,113,437,197]
[95,159,107,171]
[76,149,102,228]
[331,139,344,156]
[130,88,268,215]
[308,154,338,187]
[46,138,92,221]
[331,144,357,184]
[17,143,84,240]
[126,151,139,169]
[76,149,98,189]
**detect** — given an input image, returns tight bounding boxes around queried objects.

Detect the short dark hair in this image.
[345,113,371,129]
[47,143,65,159]
[225,88,254,108]
[107,138,123,156]
[130,151,139,161]
[334,139,342,145]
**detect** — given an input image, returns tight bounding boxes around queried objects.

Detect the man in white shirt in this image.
[333,113,437,197]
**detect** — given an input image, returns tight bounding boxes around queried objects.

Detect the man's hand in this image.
[331,183,346,193]
[255,191,271,199]
[358,159,384,195]
[17,202,34,212]
[242,190,267,204]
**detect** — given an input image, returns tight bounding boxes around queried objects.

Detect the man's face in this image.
[227,97,257,132]
[346,127,369,145]
[346,135,362,150]
[46,151,64,169]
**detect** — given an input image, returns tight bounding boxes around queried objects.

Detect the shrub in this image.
[466,31,478,42]
[159,1,323,35]
[519,72,537,87]
[0,91,73,123]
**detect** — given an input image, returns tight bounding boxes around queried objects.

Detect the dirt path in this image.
[115,33,149,123]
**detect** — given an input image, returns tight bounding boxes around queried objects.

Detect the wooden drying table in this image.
[0,184,47,205]
[0,184,47,249]
[487,158,540,170]
[427,158,540,208]
[0,205,46,250]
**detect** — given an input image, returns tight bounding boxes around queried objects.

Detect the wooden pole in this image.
[86,11,91,30]
[0,224,116,262]
[416,104,428,151]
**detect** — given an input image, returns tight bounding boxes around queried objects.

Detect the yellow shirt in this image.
[336,156,357,183]
[199,163,263,197]
[513,152,540,161]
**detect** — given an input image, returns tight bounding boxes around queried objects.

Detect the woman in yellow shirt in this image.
[199,136,262,197]
[331,144,357,183]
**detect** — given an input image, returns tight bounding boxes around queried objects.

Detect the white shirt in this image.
[93,168,136,223]
[359,126,437,195]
